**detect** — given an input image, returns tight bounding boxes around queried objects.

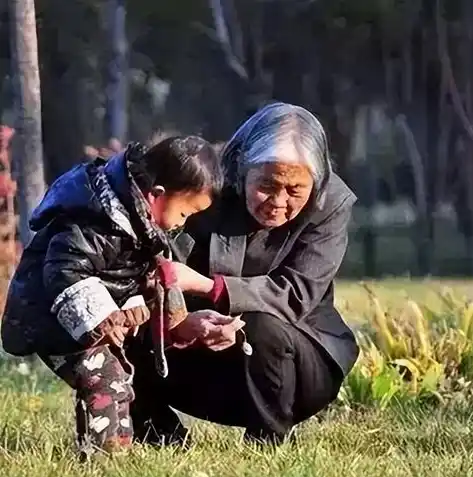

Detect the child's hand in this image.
[121,305,150,328]
[81,306,150,348]
[101,325,130,347]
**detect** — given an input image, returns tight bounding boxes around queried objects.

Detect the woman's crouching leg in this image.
[241,312,343,443]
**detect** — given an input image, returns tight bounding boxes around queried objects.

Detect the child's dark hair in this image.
[127,136,223,198]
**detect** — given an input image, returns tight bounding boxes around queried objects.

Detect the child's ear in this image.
[151,185,165,197]
[147,186,166,209]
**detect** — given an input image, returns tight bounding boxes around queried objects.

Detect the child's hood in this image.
[29,158,105,231]
[29,154,138,240]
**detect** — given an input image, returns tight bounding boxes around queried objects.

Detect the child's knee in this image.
[76,348,134,404]
[81,373,134,407]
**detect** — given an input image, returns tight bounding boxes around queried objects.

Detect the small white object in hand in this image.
[242,341,253,356]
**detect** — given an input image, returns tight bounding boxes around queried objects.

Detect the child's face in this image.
[147,190,212,231]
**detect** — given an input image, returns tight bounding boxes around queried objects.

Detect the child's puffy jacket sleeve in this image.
[43,224,121,342]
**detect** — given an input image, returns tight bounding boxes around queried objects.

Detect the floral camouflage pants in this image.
[40,345,135,455]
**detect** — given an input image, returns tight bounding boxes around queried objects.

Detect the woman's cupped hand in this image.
[171,310,245,352]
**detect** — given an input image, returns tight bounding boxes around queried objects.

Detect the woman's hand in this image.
[170,310,213,347]
[199,313,245,351]
[171,310,245,351]
[172,262,215,296]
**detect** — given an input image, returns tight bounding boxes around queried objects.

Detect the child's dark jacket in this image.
[1,150,167,356]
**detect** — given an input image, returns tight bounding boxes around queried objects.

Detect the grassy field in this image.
[1,279,473,477]
[335,278,473,324]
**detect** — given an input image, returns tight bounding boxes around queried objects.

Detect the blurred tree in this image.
[9,0,46,246]
[103,0,128,144]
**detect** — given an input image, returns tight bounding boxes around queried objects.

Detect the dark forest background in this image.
[3,0,473,278]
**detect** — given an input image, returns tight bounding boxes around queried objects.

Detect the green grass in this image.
[1,279,473,476]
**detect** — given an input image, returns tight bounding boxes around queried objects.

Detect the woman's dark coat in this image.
[173,173,359,376]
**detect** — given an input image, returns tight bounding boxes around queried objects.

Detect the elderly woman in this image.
[127,102,359,444]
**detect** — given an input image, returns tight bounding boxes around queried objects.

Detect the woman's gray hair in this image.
[221,102,332,208]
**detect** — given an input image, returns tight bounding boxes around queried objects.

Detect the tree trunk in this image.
[104,0,128,144]
[9,0,46,246]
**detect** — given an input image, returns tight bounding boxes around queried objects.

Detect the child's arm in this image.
[43,224,148,345]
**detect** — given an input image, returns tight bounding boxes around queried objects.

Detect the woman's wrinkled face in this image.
[245,162,314,228]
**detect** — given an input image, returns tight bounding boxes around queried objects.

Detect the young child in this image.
[1,137,224,455]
